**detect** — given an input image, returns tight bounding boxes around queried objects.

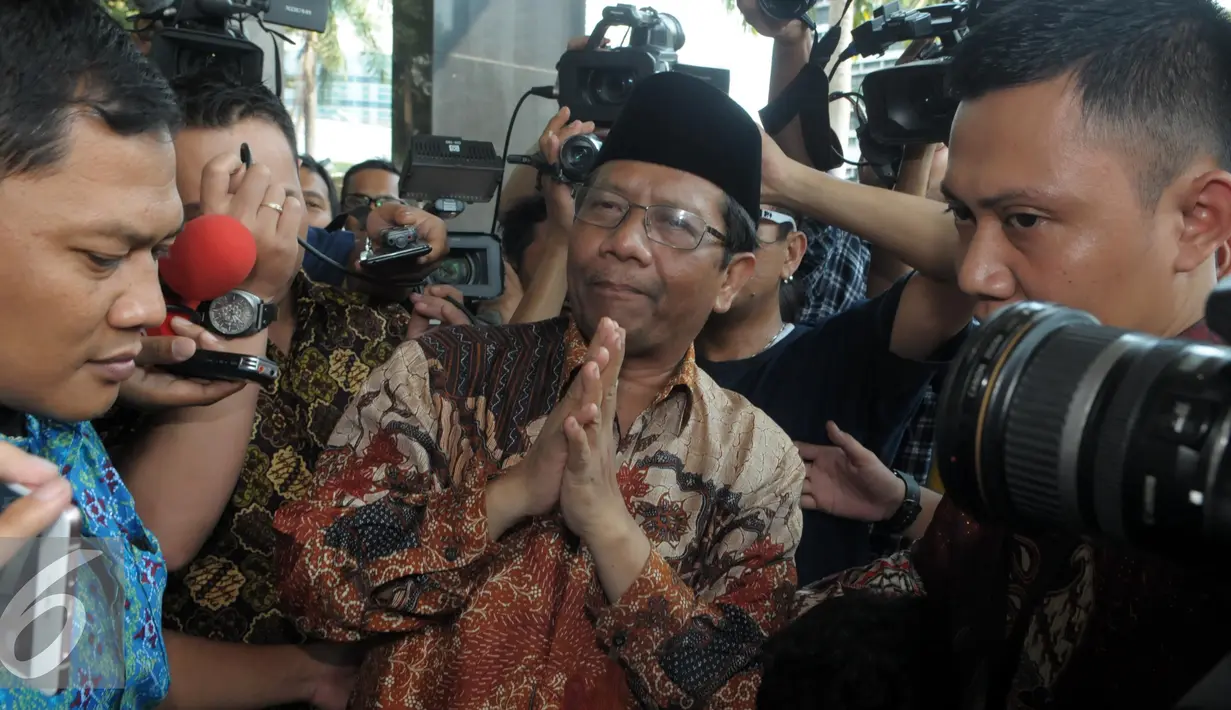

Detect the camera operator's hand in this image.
[119,318,246,410]
[363,202,449,281]
[795,421,904,521]
[736,0,811,43]
[540,107,594,230]
[478,260,523,325]
[199,151,304,303]
[0,442,74,567]
[406,285,470,339]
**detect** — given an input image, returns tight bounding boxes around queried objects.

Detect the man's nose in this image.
[602,210,654,265]
[957,228,1017,303]
[110,259,168,332]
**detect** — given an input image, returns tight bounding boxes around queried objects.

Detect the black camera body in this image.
[138,0,329,88]
[853,2,972,147]
[557,4,730,127]
[396,135,506,301]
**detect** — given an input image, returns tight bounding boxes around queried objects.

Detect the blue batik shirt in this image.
[0,416,169,709]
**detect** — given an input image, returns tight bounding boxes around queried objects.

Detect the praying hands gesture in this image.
[558,322,653,603]
[559,323,626,542]
[484,318,623,539]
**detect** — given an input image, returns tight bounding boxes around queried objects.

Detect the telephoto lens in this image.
[758,0,819,21]
[934,302,1231,557]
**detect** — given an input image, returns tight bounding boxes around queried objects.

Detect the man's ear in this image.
[713,252,756,314]
[1216,243,1231,281]
[1176,170,1231,274]
[784,230,807,279]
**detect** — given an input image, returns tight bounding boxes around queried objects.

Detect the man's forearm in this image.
[509,237,568,324]
[161,633,320,709]
[587,518,653,603]
[774,160,960,282]
[119,333,267,570]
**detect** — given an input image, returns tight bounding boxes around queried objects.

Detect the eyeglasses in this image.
[341,193,405,212]
[758,208,797,244]
[573,186,727,251]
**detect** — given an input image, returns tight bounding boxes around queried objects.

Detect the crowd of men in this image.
[0,0,1230,708]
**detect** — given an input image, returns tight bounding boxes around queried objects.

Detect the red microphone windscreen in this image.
[160,214,257,302]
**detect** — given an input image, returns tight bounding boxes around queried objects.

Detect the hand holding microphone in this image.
[129,145,293,406]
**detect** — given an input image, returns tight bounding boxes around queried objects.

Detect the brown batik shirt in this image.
[795,321,1231,709]
[99,273,411,646]
[274,317,805,710]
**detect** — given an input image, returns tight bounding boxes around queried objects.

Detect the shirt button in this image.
[613,632,626,648]
[444,547,459,562]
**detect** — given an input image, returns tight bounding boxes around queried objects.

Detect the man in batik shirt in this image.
[275,71,804,709]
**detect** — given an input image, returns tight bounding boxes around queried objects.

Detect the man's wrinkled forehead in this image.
[591,160,721,218]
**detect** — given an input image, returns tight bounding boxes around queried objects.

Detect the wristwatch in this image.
[204,289,278,338]
[881,469,923,535]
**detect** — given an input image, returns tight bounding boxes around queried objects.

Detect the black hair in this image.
[0,0,181,181]
[171,68,297,155]
[299,154,339,216]
[721,194,758,266]
[757,591,957,710]
[948,0,1231,204]
[342,159,400,197]
[498,195,549,276]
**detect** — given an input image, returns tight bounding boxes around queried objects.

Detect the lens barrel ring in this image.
[1000,327,1128,530]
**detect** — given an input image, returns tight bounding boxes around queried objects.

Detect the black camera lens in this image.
[757,0,818,21]
[559,133,603,183]
[587,69,638,106]
[431,255,476,286]
[936,302,1231,555]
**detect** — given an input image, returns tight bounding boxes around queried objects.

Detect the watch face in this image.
[209,292,258,336]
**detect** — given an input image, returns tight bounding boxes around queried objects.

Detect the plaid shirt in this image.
[795,219,870,325]
[795,218,936,485]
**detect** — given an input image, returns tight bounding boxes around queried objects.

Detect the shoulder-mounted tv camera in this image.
[130,0,329,90]
[556,4,731,127]
[762,0,982,178]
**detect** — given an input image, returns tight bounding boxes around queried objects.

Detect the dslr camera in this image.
[935,284,1231,558]
[557,4,730,127]
[131,0,329,88]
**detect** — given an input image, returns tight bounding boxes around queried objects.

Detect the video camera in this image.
[130,0,329,88]
[396,135,506,302]
[848,2,972,147]
[762,1,978,175]
[557,4,731,127]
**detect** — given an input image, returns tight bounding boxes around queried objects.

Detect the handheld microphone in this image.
[154,214,257,336]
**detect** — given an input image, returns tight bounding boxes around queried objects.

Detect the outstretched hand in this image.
[795,421,904,522]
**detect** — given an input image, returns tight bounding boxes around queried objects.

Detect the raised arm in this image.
[762,132,961,283]
[591,443,804,708]
[559,348,805,710]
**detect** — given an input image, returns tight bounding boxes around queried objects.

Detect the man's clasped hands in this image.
[486,318,641,555]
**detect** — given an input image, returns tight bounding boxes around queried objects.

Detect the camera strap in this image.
[759,22,846,172]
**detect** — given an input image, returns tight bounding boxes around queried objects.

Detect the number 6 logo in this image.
[0,548,102,681]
